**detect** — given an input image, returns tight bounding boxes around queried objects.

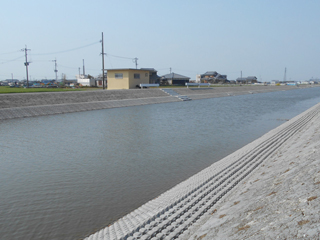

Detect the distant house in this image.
[5,79,20,83]
[95,79,107,88]
[141,68,160,84]
[215,74,228,83]
[76,74,94,86]
[200,71,228,83]
[236,78,247,84]
[236,76,258,84]
[107,68,151,89]
[161,72,190,85]
[246,76,258,84]
[200,71,218,83]
[271,80,280,85]
[64,79,78,86]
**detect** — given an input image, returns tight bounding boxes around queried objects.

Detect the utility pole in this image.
[52,58,58,83]
[21,45,31,88]
[101,32,106,90]
[170,67,172,73]
[83,59,85,76]
[133,57,138,69]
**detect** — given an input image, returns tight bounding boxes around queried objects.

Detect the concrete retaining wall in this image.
[0,86,316,121]
[0,96,180,120]
[84,102,320,240]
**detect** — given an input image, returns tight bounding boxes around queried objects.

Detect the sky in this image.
[1,0,319,82]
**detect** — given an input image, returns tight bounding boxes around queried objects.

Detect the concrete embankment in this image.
[84,102,320,239]
[0,89,179,120]
[0,85,314,120]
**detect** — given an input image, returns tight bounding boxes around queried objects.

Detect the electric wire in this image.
[30,41,100,56]
[0,55,25,64]
[0,50,21,56]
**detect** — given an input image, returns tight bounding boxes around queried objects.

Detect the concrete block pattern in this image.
[0,96,180,121]
[84,103,320,240]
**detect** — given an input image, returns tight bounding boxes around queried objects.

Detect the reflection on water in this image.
[0,87,319,239]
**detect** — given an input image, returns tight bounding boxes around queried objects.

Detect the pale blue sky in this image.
[1,0,319,81]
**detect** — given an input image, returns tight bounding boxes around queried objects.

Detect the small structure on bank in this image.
[107,68,158,90]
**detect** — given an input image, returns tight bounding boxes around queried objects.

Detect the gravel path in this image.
[84,103,320,239]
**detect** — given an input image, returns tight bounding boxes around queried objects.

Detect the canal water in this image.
[0,87,320,240]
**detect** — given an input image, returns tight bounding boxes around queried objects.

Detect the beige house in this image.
[107,68,150,90]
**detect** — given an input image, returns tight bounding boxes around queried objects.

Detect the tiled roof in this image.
[161,73,190,80]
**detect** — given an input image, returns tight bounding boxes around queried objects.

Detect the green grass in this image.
[0,86,100,94]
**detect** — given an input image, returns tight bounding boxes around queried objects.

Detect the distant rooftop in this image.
[161,72,190,80]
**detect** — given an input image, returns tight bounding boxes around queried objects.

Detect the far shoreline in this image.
[0,85,318,121]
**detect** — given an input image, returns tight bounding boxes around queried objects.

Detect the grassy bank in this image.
[0,86,100,94]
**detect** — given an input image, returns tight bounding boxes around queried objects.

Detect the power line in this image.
[0,55,24,64]
[107,53,133,60]
[31,41,100,56]
[0,50,21,56]
[58,64,78,69]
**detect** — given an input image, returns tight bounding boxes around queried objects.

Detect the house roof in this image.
[216,74,227,79]
[107,68,156,72]
[201,71,217,75]
[161,72,190,80]
[201,71,218,76]
[140,68,157,73]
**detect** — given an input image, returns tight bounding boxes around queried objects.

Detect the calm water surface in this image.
[0,87,320,239]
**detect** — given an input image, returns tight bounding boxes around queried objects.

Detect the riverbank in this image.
[0,85,316,120]
[182,105,320,239]
[84,102,320,239]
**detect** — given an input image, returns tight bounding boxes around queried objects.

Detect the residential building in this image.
[246,76,258,84]
[76,74,93,86]
[196,75,201,83]
[141,68,160,84]
[107,68,151,89]
[236,76,258,84]
[200,71,228,83]
[161,72,190,85]
[200,71,218,83]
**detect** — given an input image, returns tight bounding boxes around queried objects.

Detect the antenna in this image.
[21,45,31,88]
